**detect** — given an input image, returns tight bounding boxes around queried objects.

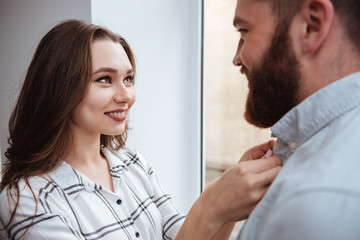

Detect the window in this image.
[203,0,270,237]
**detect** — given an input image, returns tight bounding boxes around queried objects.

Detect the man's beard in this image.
[243,24,301,128]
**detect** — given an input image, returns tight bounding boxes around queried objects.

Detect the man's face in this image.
[233,0,301,128]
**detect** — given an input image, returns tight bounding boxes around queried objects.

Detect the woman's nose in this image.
[113,85,132,103]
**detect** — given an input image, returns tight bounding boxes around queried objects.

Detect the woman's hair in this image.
[0,19,136,223]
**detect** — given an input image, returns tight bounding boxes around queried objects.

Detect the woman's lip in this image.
[105,109,126,113]
[105,112,127,122]
[104,110,127,122]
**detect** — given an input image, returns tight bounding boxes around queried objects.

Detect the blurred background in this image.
[203,0,270,237]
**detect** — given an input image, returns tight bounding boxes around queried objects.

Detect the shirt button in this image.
[116,199,122,205]
[135,232,140,238]
[289,142,297,149]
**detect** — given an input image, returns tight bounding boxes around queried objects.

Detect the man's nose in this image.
[233,54,242,66]
[233,40,243,66]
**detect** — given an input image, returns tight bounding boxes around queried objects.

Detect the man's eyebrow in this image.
[92,67,133,75]
[233,16,248,27]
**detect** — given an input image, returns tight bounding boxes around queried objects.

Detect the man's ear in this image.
[301,0,334,53]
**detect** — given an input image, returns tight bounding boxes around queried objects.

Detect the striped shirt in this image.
[0,147,185,240]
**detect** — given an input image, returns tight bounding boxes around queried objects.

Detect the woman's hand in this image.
[203,141,281,223]
[176,141,282,240]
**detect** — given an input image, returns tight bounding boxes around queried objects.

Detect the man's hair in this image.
[266,0,360,54]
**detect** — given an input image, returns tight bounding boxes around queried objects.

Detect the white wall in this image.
[0,0,91,171]
[91,0,203,213]
[0,0,203,213]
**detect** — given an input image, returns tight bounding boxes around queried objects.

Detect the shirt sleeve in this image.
[0,182,84,240]
[135,150,186,240]
[259,190,360,240]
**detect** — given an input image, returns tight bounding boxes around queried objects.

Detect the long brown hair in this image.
[1,19,136,226]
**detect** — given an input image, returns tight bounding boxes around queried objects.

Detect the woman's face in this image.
[71,39,136,138]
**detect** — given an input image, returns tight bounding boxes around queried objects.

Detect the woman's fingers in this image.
[237,155,282,174]
[253,165,282,188]
[240,140,276,162]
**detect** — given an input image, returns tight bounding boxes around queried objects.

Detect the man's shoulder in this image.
[263,188,360,239]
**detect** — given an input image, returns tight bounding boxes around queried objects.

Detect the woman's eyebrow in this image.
[92,67,118,75]
[92,68,134,75]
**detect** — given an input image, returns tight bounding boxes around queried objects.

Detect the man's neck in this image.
[298,32,360,103]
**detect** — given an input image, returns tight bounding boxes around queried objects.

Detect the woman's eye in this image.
[96,76,111,84]
[124,76,134,86]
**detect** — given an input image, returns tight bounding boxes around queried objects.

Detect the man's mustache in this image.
[240,65,249,76]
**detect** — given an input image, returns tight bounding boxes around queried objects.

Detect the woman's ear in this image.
[301,0,334,53]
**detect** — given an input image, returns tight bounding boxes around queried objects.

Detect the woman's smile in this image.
[104,109,127,122]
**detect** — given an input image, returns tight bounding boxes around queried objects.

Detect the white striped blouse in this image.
[0,147,185,240]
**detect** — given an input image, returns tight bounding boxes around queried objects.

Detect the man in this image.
[233,0,360,239]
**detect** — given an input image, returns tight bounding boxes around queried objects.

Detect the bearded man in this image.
[233,0,360,239]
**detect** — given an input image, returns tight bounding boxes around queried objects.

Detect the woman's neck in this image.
[65,131,102,167]
[64,131,115,192]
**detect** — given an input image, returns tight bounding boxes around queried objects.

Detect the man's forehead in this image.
[233,0,274,27]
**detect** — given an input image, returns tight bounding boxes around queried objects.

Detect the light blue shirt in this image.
[238,72,360,240]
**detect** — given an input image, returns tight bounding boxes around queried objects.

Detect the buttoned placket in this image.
[288,141,297,150]
[110,173,142,239]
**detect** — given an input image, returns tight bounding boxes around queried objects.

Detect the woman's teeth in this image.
[108,112,124,116]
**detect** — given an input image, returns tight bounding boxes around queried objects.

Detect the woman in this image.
[0,20,281,240]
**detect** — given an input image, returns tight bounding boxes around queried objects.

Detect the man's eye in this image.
[96,76,111,84]
[239,28,248,33]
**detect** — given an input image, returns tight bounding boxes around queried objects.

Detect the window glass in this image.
[204,0,271,236]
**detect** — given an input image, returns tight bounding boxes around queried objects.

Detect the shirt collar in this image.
[101,146,128,178]
[47,147,129,199]
[271,72,360,163]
